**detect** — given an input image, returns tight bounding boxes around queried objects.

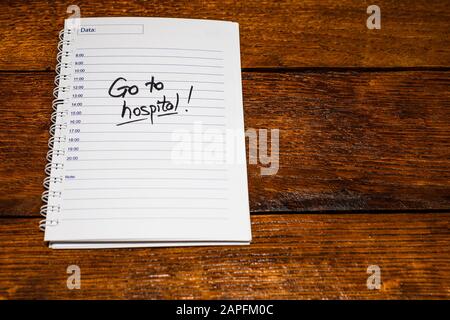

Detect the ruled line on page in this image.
[78,123,226,126]
[79,80,225,84]
[80,114,225,118]
[64,187,227,191]
[81,97,224,100]
[82,63,224,68]
[84,55,224,60]
[59,216,228,221]
[72,158,177,161]
[64,168,227,171]
[81,88,225,92]
[64,196,228,201]
[70,160,227,163]
[76,130,226,134]
[72,140,226,143]
[70,149,227,152]
[68,177,227,181]
[174,114,225,117]
[77,47,223,52]
[68,140,188,143]
[78,111,225,115]
[63,207,227,211]
[69,140,207,143]
[80,105,225,109]
[83,71,224,76]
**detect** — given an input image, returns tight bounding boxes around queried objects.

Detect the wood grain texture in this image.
[0,72,449,216]
[1,0,450,70]
[0,214,448,299]
[0,0,448,301]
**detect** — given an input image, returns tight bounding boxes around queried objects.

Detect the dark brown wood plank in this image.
[1,0,450,70]
[245,71,450,212]
[0,214,448,299]
[0,72,449,216]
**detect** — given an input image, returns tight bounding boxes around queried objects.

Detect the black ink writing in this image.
[108,77,139,98]
[145,76,164,93]
[120,94,179,125]
[109,76,192,126]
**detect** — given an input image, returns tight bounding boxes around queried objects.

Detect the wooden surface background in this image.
[0,0,449,299]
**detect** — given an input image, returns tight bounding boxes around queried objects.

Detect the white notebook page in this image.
[44,18,251,245]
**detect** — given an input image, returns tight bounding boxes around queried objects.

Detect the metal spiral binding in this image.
[40,28,73,232]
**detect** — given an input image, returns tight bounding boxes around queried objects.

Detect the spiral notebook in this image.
[42,17,251,249]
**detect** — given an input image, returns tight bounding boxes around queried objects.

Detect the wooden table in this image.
[0,0,449,299]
